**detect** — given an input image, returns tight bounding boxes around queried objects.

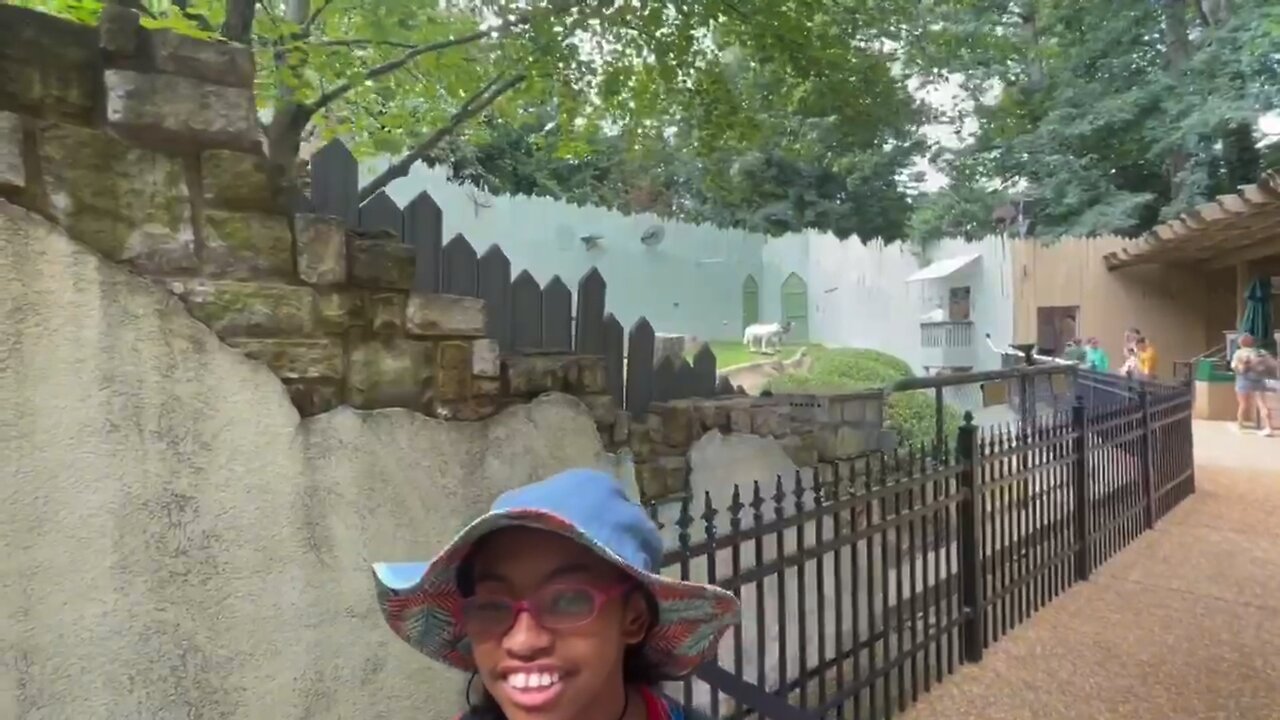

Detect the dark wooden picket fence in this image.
[300,139,739,416]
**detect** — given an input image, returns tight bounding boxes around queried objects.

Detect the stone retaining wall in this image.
[0,4,613,426]
[620,392,891,498]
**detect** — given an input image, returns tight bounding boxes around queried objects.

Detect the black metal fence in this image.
[655,369,1195,719]
[302,139,741,415]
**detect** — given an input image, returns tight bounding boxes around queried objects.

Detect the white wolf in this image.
[742,321,794,353]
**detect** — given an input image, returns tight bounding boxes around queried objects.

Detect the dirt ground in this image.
[901,420,1280,720]
[720,348,812,395]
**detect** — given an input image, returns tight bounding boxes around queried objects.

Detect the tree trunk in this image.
[260,0,313,185]
[1162,0,1192,199]
[1018,3,1044,92]
[1198,0,1233,27]
[1221,123,1260,190]
[1199,0,1255,189]
[222,0,256,44]
[265,110,307,181]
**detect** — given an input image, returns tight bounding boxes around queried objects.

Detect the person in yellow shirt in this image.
[1134,336,1157,379]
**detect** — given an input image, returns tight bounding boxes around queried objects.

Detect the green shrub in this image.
[766,346,959,448]
[885,390,964,452]
[768,347,910,394]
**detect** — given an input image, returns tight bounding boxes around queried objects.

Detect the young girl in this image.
[372,469,736,720]
[1119,347,1139,377]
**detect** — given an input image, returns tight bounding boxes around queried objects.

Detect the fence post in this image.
[1139,386,1156,529]
[1018,373,1033,425]
[1071,396,1091,581]
[933,386,944,456]
[1185,382,1197,494]
[955,411,985,663]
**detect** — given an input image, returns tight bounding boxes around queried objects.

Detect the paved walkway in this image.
[903,420,1280,720]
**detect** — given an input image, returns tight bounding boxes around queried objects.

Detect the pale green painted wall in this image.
[369,161,1014,368]
[380,163,765,342]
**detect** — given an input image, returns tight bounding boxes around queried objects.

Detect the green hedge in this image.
[767,346,961,449]
[885,390,964,452]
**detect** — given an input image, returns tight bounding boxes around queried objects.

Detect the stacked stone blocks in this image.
[619,392,890,499]
[0,3,614,424]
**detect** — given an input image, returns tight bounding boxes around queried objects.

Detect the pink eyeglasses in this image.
[460,583,633,641]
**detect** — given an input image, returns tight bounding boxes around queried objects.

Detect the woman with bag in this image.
[1231,333,1275,437]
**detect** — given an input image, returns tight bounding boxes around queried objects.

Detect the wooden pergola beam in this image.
[1206,223,1280,268]
[1104,168,1280,271]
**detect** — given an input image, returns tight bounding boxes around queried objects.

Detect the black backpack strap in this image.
[692,663,820,720]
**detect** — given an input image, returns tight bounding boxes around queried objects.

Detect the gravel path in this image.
[901,420,1280,720]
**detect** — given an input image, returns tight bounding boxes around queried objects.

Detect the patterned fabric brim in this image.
[372,509,741,678]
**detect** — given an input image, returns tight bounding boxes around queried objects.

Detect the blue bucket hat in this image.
[372,468,741,679]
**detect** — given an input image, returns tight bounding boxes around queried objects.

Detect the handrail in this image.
[1193,344,1224,362]
[1078,375,1136,400]
[890,362,1073,392]
[983,333,1076,366]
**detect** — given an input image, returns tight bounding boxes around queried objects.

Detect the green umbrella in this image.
[1240,276,1274,353]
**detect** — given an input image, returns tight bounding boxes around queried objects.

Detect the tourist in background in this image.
[1135,336,1158,379]
[1230,333,1274,437]
[1120,347,1139,377]
[1063,338,1088,364]
[1124,327,1141,356]
[1085,337,1110,372]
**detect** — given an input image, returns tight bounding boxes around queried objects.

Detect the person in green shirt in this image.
[1084,337,1110,372]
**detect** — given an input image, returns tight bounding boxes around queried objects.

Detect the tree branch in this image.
[305,0,339,30]
[308,37,420,49]
[359,72,528,201]
[257,0,280,24]
[304,0,577,115]
[306,30,510,113]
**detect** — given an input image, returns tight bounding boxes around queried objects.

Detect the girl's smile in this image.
[498,665,567,711]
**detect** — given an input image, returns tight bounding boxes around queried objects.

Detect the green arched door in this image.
[742,274,759,331]
[780,272,809,342]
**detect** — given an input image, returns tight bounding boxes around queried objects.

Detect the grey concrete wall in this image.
[0,200,612,719]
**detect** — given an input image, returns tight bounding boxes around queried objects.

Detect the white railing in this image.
[921,321,974,348]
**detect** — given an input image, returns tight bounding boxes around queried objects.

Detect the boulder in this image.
[0,5,101,125]
[0,112,25,192]
[104,68,258,153]
[143,29,255,88]
[202,149,283,212]
[171,280,316,338]
[404,293,486,337]
[201,210,294,279]
[39,121,195,273]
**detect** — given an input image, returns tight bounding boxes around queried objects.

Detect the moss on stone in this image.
[202,210,292,278]
[182,281,315,337]
[345,336,432,409]
[39,121,189,262]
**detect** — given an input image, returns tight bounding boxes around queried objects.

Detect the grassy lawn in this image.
[766,346,962,449]
[687,341,806,370]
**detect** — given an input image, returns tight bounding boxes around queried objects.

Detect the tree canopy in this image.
[435,0,1280,244]
[439,24,925,241]
[904,0,1280,242]
[14,0,1280,244]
